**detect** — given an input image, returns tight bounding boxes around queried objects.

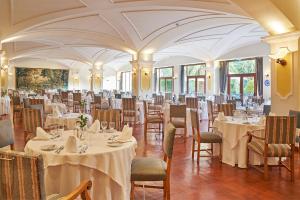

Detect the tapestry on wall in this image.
[15,67,69,90]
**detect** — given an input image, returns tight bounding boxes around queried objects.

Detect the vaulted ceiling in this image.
[0,0,268,73]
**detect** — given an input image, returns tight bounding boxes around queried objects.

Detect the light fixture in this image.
[269,47,290,66]
[265,73,270,79]
[0,51,9,72]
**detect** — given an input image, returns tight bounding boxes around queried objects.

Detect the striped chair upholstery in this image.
[217,103,234,116]
[61,91,69,103]
[94,109,122,131]
[29,98,44,107]
[0,119,14,149]
[248,140,291,157]
[23,108,43,141]
[289,110,300,143]
[13,96,23,123]
[0,151,45,200]
[122,98,137,125]
[186,97,198,109]
[52,94,62,103]
[178,95,185,103]
[154,95,164,105]
[226,100,236,110]
[73,93,82,112]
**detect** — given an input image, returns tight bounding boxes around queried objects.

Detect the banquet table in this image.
[0,96,10,115]
[213,116,278,168]
[44,102,67,114]
[44,113,92,130]
[24,131,137,200]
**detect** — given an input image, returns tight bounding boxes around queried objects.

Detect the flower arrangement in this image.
[77,114,88,129]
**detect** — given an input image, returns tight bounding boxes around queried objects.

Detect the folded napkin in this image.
[117,125,133,142]
[65,135,78,153]
[269,112,276,116]
[217,112,226,121]
[52,105,62,117]
[87,120,100,133]
[35,127,51,140]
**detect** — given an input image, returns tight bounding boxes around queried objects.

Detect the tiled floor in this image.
[12,117,300,200]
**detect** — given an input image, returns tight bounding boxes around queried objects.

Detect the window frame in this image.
[121,71,132,92]
[185,63,206,95]
[157,66,174,93]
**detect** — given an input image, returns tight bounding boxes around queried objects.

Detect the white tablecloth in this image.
[213,117,277,168]
[24,131,137,200]
[0,96,10,115]
[45,113,92,130]
[45,103,67,114]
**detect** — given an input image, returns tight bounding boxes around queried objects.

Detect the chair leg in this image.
[211,143,214,158]
[264,156,269,180]
[197,142,200,164]
[246,148,249,169]
[165,178,170,200]
[192,139,195,161]
[291,153,294,182]
[130,181,135,200]
[144,122,147,142]
[184,126,187,143]
[163,180,167,200]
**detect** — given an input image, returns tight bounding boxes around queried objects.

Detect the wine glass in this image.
[109,122,116,132]
[101,121,108,132]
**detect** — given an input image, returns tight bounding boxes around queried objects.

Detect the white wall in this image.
[103,75,117,90]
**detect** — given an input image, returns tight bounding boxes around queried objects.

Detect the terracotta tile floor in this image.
[12,117,300,200]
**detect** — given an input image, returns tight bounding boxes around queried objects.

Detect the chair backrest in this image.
[263,105,271,116]
[73,93,81,102]
[226,100,236,110]
[207,100,214,120]
[170,104,186,118]
[154,95,164,105]
[190,109,200,139]
[163,123,176,159]
[165,93,172,101]
[289,110,300,128]
[217,103,234,116]
[94,95,102,104]
[186,97,198,109]
[23,108,43,135]
[0,119,14,149]
[94,109,122,130]
[265,116,296,144]
[29,99,45,109]
[61,91,68,99]
[13,96,21,106]
[143,101,148,118]
[122,98,136,111]
[52,94,62,103]
[0,151,45,200]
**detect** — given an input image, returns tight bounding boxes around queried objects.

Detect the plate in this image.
[107,142,122,147]
[105,129,115,133]
[40,144,57,151]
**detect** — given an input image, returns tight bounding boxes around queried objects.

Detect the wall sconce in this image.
[265,73,270,79]
[0,51,9,72]
[173,76,177,80]
[144,72,148,76]
[269,47,290,66]
[207,74,211,79]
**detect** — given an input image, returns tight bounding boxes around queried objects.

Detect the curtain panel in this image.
[119,72,123,90]
[153,68,157,93]
[219,61,228,94]
[256,57,264,97]
[180,65,185,94]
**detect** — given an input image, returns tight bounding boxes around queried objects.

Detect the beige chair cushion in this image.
[194,132,222,143]
[147,115,163,123]
[248,140,291,157]
[171,118,185,128]
[131,157,167,181]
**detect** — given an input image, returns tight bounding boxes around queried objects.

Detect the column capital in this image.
[262,31,300,52]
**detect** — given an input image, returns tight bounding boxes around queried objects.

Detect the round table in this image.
[213,116,277,168]
[24,131,137,200]
[44,113,92,130]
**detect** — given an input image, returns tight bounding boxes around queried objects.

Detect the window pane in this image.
[188,78,196,94]
[187,64,206,76]
[197,78,205,95]
[243,77,254,97]
[160,68,173,77]
[160,79,165,92]
[230,77,240,99]
[228,60,256,74]
[165,79,173,93]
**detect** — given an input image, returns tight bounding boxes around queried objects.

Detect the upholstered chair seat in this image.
[248,140,291,157]
[131,158,167,181]
[171,118,185,128]
[147,115,163,123]
[193,132,222,143]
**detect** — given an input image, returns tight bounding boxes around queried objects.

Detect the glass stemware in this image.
[109,122,116,131]
[101,121,108,132]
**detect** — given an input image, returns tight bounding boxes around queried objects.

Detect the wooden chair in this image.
[143,101,164,141]
[122,98,137,126]
[29,98,45,111]
[247,116,296,181]
[131,123,176,200]
[217,103,234,116]
[178,94,185,104]
[190,110,222,164]
[52,94,62,103]
[12,96,23,123]
[73,92,82,113]
[186,97,198,109]
[169,104,187,142]
[0,151,92,200]
[61,91,69,104]
[94,109,122,131]
[165,93,172,101]
[226,100,237,110]
[23,108,43,142]
[289,110,300,149]
[207,100,217,131]
[0,119,14,150]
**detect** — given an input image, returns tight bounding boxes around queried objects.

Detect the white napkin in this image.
[52,106,62,117]
[65,135,78,153]
[217,112,226,121]
[44,94,48,100]
[117,125,133,142]
[87,120,100,133]
[258,116,266,125]
[35,127,51,140]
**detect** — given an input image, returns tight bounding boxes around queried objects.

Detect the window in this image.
[156,67,173,93]
[227,59,257,101]
[185,63,206,95]
[121,71,132,92]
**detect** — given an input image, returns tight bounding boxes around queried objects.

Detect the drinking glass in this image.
[109,122,116,131]
[101,121,108,132]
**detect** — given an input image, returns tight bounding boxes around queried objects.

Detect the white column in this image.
[213,61,220,95]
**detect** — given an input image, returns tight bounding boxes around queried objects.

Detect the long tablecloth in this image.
[44,113,92,130]
[24,131,137,200]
